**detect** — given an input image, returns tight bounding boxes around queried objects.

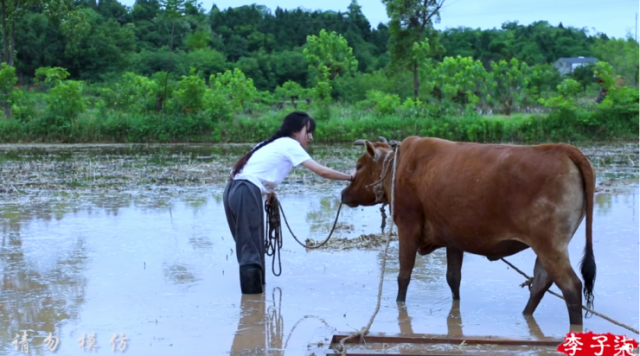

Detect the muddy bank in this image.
[0,141,637,194]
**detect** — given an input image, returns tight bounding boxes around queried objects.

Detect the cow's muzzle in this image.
[340,188,352,206]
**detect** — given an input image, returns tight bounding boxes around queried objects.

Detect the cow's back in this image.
[396,136,588,252]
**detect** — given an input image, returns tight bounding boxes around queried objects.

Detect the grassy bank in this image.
[0,104,637,145]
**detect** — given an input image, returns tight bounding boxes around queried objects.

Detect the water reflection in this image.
[382,244,448,285]
[302,193,383,240]
[162,263,200,285]
[266,288,284,354]
[0,221,88,354]
[306,196,347,234]
[397,301,463,337]
[524,315,547,339]
[230,287,284,356]
[187,235,213,251]
[395,301,566,355]
[596,193,614,216]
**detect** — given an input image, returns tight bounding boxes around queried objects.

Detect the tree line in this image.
[0,0,638,144]
[9,0,639,90]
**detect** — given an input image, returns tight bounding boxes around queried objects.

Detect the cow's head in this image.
[341,136,395,208]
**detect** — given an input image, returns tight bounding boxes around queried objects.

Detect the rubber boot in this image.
[239,264,263,294]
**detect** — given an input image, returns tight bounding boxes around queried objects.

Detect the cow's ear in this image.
[365,141,380,160]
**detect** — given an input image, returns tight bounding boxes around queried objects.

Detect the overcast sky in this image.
[120,0,639,40]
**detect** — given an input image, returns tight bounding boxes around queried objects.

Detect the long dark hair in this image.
[230,111,316,178]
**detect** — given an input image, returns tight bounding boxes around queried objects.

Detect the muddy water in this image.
[0,142,638,356]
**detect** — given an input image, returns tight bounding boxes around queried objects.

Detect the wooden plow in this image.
[306,327,565,356]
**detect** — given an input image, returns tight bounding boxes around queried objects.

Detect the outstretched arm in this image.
[301,159,352,181]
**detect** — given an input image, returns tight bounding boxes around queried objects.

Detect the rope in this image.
[284,315,332,349]
[264,190,345,276]
[337,144,400,355]
[264,196,283,276]
[500,257,639,335]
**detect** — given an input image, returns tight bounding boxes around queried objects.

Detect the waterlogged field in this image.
[0,141,638,355]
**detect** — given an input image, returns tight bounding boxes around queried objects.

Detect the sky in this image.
[123,0,639,40]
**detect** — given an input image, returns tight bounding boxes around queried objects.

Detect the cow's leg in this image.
[396,222,420,303]
[530,246,583,325]
[523,257,553,315]
[446,247,464,300]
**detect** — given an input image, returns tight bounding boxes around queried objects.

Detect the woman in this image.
[223,111,353,294]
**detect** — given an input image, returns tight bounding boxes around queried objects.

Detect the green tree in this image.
[382,0,446,99]
[489,58,530,115]
[0,0,47,66]
[61,8,136,80]
[35,66,86,135]
[210,68,257,112]
[570,63,595,93]
[0,62,17,117]
[539,78,582,111]
[527,64,562,102]
[591,36,639,89]
[34,66,70,86]
[173,68,207,113]
[113,71,160,113]
[432,56,487,112]
[593,61,639,110]
[303,29,358,106]
[303,29,358,81]
[158,0,195,111]
[1,0,77,117]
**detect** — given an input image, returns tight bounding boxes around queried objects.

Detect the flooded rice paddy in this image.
[0,141,638,355]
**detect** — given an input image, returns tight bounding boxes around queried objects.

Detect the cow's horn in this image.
[353,139,366,146]
[378,136,388,144]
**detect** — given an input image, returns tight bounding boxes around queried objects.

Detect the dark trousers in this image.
[223,179,265,274]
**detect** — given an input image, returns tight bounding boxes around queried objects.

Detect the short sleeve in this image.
[285,139,312,167]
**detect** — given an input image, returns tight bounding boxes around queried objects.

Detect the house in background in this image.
[554,57,598,76]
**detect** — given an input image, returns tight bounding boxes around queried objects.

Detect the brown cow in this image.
[341,136,596,326]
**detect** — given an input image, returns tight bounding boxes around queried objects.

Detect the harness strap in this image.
[366,146,398,205]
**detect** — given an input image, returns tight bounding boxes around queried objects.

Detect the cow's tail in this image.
[566,145,596,311]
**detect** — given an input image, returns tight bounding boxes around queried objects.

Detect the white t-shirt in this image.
[233,137,312,194]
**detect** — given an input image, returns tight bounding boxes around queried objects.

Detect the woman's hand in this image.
[265,192,275,206]
[302,159,353,181]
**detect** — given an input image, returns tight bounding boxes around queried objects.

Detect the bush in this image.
[0,103,635,144]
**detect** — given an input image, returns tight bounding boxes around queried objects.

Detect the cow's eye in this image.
[356,164,363,170]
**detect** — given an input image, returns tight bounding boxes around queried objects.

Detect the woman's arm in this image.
[301,159,352,181]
